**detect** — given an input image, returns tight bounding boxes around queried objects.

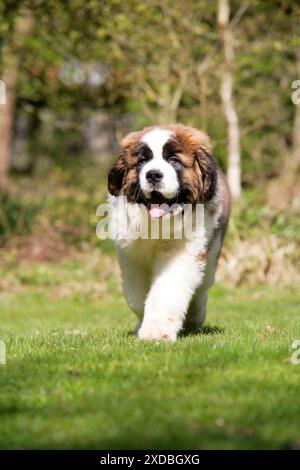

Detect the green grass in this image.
[0,264,300,449]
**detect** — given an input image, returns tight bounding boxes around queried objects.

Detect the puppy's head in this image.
[108,124,217,215]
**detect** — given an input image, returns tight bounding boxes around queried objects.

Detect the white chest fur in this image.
[108,195,220,342]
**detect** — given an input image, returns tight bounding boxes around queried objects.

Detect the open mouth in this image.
[146,191,179,218]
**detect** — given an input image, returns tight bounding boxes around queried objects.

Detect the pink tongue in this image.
[148,206,165,218]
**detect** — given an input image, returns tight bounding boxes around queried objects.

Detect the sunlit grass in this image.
[0,267,299,449]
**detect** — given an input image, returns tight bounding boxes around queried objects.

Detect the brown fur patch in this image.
[164,124,212,155]
[164,124,216,203]
[108,131,144,198]
[217,168,231,238]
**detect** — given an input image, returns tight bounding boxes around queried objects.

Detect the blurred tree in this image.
[292,45,300,170]
[0,0,298,190]
[235,0,299,182]
[0,4,33,187]
[218,0,242,200]
[96,1,217,124]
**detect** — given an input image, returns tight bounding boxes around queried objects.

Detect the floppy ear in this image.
[108,152,127,196]
[108,130,143,196]
[195,148,217,202]
[177,126,217,203]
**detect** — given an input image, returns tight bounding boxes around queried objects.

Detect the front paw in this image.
[137,326,177,343]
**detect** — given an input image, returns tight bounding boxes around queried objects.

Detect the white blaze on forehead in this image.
[141,128,172,159]
[139,127,179,200]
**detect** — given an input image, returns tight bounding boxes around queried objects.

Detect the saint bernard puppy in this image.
[108,124,231,342]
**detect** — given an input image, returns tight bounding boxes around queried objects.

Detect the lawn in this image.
[0,257,299,450]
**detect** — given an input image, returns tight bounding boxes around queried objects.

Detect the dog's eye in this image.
[169,157,181,167]
[138,155,147,166]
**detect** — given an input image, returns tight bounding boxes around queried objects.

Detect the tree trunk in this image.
[84,111,111,162]
[0,7,33,188]
[217,0,241,200]
[292,45,300,169]
[199,73,208,131]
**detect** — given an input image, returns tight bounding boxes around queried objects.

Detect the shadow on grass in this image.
[127,324,224,338]
[180,324,224,338]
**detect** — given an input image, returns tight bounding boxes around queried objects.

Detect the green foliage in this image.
[0,191,39,242]
[229,189,300,243]
[1,0,299,182]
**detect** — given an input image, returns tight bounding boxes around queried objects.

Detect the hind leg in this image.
[183,239,221,334]
[183,288,208,333]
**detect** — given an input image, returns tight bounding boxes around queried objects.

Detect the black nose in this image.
[146,169,163,185]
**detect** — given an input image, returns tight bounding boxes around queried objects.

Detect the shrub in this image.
[0,191,39,244]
